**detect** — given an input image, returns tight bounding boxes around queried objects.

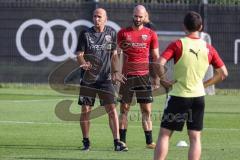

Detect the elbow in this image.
[220,68,228,81]
[77,52,84,60]
[219,65,228,81]
[222,71,228,80]
[77,53,83,58]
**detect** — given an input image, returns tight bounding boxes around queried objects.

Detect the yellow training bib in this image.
[169,37,209,97]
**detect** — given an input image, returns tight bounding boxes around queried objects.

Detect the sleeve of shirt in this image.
[76,30,86,52]
[117,29,124,48]
[111,30,117,51]
[150,31,159,49]
[161,40,182,63]
[207,44,224,68]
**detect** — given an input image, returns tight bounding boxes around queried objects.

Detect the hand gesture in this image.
[80,61,92,70]
[151,77,160,90]
[111,71,127,84]
[160,79,176,90]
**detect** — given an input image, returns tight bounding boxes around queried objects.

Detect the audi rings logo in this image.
[16,19,121,62]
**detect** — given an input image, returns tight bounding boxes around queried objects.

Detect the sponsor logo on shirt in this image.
[189,48,200,59]
[131,42,147,48]
[90,44,106,50]
[88,35,114,51]
[119,40,147,50]
[89,43,115,51]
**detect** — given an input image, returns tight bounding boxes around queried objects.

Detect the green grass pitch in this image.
[0,84,239,160]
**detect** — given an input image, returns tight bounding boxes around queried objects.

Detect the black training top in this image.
[76,26,117,82]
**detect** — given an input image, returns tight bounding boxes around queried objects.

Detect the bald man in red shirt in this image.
[117,5,160,149]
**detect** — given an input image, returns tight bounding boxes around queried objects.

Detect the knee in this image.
[188,131,201,142]
[81,106,91,116]
[141,107,151,116]
[120,104,130,115]
[107,107,117,118]
[160,128,173,139]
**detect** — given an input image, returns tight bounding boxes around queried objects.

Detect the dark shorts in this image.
[119,75,153,104]
[78,80,116,106]
[161,96,205,131]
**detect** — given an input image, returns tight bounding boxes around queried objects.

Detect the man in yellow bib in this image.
[153,11,228,160]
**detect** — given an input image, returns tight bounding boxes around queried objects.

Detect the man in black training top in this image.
[76,8,127,152]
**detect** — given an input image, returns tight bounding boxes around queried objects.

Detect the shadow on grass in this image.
[15,158,124,160]
[0,144,116,152]
[0,144,79,151]
[0,144,131,160]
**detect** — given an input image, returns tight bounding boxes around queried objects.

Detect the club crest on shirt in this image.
[105,35,112,42]
[88,37,94,44]
[141,34,148,41]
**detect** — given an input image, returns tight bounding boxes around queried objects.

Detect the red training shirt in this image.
[117,27,159,75]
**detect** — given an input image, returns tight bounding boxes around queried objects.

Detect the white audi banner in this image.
[16,19,121,62]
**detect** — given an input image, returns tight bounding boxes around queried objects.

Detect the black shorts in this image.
[119,75,153,104]
[161,96,205,131]
[78,80,116,106]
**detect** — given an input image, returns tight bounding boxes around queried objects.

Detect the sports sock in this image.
[119,129,127,143]
[144,130,153,144]
[82,137,90,146]
[114,139,119,146]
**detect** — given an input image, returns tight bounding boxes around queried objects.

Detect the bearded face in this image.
[132,9,146,28]
[133,17,144,27]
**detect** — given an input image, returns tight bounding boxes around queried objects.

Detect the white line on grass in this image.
[0,120,239,131]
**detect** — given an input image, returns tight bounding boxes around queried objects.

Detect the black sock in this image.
[114,139,119,146]
[119,129,127,143]
[82,138,90,146]
[144,130,152,145]
[83,137,89,142]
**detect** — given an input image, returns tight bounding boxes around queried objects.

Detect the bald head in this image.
[94,8,107,17]
[132,5,147,28]
[133,5,147,15]
[93,8,107,31]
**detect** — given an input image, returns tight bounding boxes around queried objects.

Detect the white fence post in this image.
[234,39,240,64]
